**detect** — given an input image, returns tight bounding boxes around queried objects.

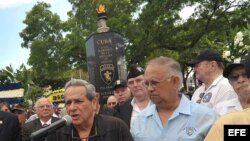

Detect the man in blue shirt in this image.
[131,56,219,141]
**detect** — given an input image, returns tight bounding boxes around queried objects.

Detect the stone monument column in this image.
[85,4,127,104]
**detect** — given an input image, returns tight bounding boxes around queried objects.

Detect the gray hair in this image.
[146,56,183,90]
[64,79,97,101]
[34,97,53,110]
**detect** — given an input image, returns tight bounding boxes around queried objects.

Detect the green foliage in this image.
[0,65,16,84]
[25,84,43,104]
[13,0,250,95]
[19,2,74,88]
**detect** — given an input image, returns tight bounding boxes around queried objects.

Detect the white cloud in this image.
[0,0,55,10]
[179,4,199,20]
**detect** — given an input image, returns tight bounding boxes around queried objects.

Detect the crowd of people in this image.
[0,48,250,141]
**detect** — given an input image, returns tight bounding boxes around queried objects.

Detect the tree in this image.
[68,1,250,70]
[19,0,250,91]
[0,65,16,84]
[20,2,71,88]
[0,64,42,106]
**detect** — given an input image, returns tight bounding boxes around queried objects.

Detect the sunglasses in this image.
[228,73,248,81]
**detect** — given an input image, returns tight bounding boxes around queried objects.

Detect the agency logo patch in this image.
[224,125,250,141]
[100,64,115,85]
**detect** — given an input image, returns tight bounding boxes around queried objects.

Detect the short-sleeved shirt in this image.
[213,98,243,116]
[204,108,250,141]
[191,75,238,115]
[131,95,219,141]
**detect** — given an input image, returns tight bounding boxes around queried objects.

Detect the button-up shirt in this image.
[131,95,219,141]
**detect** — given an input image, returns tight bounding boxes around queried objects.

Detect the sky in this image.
[0,1,194,70]
[0,0,71,70]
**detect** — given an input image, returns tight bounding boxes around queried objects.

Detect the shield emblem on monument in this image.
[100,64,115,85]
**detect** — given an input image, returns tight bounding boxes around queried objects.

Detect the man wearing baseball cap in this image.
[11,104,27,127]
[222,53,250,109]
[112,79,132,128]
[187,48,239,115]
[213,56,250,115]
[205,54,250,141]
[112,79,131,105]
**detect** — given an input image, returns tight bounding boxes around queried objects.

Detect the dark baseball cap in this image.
[112,80,127,90]
[223,53,250,78]
[127,65,144,80]
[223,54,250,78]
[11,104,25,113]
[187,48,223,66]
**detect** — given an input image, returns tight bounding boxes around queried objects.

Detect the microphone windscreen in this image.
[62,115,72,126]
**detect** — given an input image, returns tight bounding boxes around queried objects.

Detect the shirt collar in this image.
[203,75,224,91]
[131,97,154,108]
[145,95,192,119]
[40,118,52,125]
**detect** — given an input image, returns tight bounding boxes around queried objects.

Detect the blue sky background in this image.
[0,0,71,70]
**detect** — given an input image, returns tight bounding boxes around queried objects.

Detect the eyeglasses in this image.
[144,76,172,88]
[71,125,97,141]
[228,73,248,81]
[196,92,205,104]
[107,102,117,106]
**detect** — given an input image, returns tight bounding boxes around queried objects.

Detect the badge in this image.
[100,64,115,85]
[185,126,196,136]
[202,92,212,103]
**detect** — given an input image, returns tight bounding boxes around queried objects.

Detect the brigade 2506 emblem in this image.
[100,64,115,85]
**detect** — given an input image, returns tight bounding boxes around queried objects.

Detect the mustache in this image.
[237,83,250,89]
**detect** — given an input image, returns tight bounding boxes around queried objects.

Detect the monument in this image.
[85,4,127,104]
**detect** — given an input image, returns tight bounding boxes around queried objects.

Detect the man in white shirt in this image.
[126,65,153,128]
[187,48,239,115]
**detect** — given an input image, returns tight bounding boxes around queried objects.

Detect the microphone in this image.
[30,115,72,141]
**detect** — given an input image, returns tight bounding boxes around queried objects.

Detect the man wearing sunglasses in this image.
[131,56,218,141]
[205,53,250,141]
